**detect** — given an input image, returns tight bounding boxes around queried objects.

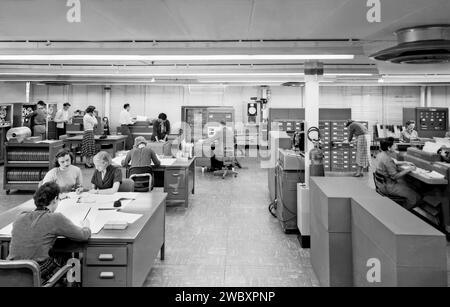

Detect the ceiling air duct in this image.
[370,25,450,64]
[281,82,303,87]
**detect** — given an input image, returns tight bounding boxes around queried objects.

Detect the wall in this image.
[1,82,450,134]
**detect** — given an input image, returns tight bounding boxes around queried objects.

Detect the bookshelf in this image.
[3,140,64,194]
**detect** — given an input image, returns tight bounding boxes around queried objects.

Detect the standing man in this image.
[152,113,170,142]
[344,120,371,177]
[54,102,71,139]
[27,100,47,139]
[119,103,135,150]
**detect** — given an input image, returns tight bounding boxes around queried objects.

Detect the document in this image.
[0,223,13,235]
[86,209,142,234]
[159,158,176,166]
[55,199,91,227]
[423,141,442,153]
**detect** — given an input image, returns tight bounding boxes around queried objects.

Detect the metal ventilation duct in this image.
[370,25,450,64]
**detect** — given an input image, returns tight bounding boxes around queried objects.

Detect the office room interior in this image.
[0,0,450,288]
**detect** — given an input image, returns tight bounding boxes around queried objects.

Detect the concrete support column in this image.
[104,86,111,119]
[304,62,322,187]
[420,86,426,107]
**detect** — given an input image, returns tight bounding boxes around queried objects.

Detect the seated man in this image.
[375,137,422,209]
[199,121,236,171]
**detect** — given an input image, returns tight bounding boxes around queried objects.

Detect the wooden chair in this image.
[0,260,73,287]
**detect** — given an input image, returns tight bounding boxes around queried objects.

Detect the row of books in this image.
[7,151,50,162]
[6,169,48,182]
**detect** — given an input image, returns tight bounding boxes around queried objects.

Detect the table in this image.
[63,135,127,159]
[0,192,167,287]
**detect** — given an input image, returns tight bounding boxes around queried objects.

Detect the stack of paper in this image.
[86,209,142,234]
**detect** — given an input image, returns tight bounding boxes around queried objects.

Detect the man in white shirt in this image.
[54,102,71,139]
[119,103,135,150]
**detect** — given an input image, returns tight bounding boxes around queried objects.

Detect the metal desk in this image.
[0,192,167,287]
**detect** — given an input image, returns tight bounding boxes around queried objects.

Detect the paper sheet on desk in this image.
[112,156,125,166]
[158,158,176,166]
[86,209,142,234]
[413,169,446,179]
[0,223,13,235]
[423,142,443,153]
[76,193,138,208]
[55,200,91,227]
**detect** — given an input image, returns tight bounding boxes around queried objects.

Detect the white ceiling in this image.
[0,0,448,84]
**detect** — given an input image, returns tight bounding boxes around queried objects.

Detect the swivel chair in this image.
[212,145,239,179]
[0,260,73,287]
[372,172,408,207]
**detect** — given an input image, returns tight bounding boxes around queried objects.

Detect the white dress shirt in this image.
[54,109,69,129]
[119,109,134,125]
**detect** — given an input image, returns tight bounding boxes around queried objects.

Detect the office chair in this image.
[118,179,135,192]
[213,146,239,179]
[0,260,73,287]
[372,172,408,207]
[129,166,153,192]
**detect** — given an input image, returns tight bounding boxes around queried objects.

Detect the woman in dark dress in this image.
[89,151,122,195]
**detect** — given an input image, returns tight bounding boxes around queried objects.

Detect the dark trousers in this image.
[121,125,133,150]
[56,126,66,139]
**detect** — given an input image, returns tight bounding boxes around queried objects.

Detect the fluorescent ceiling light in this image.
[324,73,374,76]
[0,72,305,77]
[0,54,354,61]
[379,75,450,83]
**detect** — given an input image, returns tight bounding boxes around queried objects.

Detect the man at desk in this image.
[122,136,161,168]
[199,121,235,170]
[376,137,421,209]
[400,120,419,142]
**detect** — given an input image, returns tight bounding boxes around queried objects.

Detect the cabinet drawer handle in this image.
[99,272,115,279]
[172,173,180,177]
[98,254,114,261]
[172,191,179,195]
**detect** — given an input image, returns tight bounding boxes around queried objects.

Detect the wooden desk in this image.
[0,192,167,287]
[64,135,127,158]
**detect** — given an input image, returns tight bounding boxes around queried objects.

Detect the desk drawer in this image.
[165,169,187,189]
[165,187,187,201]
[83,266,127,287]
[86,246,128,266]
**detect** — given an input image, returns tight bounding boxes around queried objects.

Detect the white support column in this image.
[426,86,432,107]
[104,86,111,119]
[420,86,426,107]
[304,62,321,187]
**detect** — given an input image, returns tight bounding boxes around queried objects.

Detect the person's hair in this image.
[85,106,96,114]
[220,120,226,126]
[380,137,395,151]
[63,102,71,107]
[34,182,60,209]
[54,149,74,168]
[345,119,354,127]
[123,103,130,109]
[406,120,415,126]
[37,101,46,107]
[158,113,167,120]
[93,151,112,166]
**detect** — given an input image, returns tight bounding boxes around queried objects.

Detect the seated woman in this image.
[42,149,83,193]
[375,137,422,209]
[89,151,122,195]
[122,136,161,168]
[7,182,91,283]
[400,120,419,142]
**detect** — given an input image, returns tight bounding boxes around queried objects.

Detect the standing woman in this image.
[345,120,371,177]
[82,105,97,168]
